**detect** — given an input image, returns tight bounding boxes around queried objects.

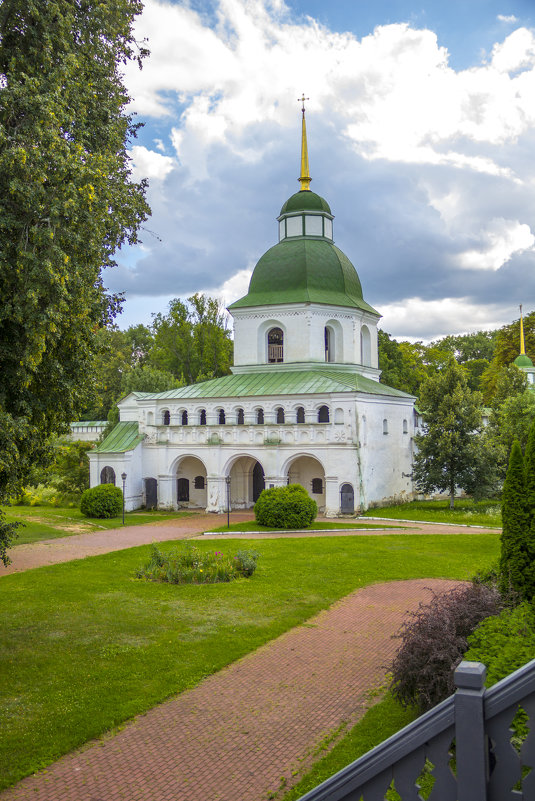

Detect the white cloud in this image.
[459,218,535,271]
[379,298,509,341]
[497,14,518,23]
[491,27,535,73]
[129,145,176,180]
[125,4,535,179]
[114,2,535,340]
[215,267,254,308]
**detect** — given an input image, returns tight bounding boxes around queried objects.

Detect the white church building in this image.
[89,108,416,516]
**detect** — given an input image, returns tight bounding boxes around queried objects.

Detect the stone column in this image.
[206,476,226,512]
[305,407,317,424]
[158,474,175,510]
[324,476,339,517]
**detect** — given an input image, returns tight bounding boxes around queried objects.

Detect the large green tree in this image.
[0,1,150,562]
[150,294,233,384]
[413,359,494,508]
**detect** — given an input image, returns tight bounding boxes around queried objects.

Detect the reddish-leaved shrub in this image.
[389,583,503,712]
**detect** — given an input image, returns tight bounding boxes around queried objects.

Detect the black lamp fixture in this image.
[121,472,127,525]
[225,475,231,529]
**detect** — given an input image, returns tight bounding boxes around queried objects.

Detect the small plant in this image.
[389,583,503,712]
[80,484,123,519]
[254,484,317,529]
[135,543,259,584]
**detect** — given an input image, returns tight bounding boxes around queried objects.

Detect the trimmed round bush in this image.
[254,484,317,529]
[80,484,123,518]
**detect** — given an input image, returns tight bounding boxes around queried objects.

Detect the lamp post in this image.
[225,475,231,529]
[121,472,127,525]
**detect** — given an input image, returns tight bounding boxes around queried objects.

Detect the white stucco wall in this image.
[231,303,380,369]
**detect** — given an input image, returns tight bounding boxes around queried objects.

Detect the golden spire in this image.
[520,304,526,355]
[298,94,311,191]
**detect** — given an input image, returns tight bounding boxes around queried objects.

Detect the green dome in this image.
[514,353,534,368]
[229,239,378,314]
[279,190,332,216]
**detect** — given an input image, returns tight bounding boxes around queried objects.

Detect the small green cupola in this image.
[514,304,535,388]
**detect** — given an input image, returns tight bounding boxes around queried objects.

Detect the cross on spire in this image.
[298,94,309,115]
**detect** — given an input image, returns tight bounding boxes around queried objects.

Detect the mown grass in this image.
[207,520,402,533]
[281,692,417,801]
[0,532,499,791]
[1,505,197,545]
[363,498,501,527]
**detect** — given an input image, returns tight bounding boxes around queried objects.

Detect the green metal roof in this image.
[229,239,379,314]
[139,368,413,400]
[279,190,332,215]
[94,421,144,453]
[514,353,534,368]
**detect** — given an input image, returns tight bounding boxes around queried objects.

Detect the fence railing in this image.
[298,658,535,801]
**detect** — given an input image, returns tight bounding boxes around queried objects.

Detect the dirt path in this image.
[0,578,461,801]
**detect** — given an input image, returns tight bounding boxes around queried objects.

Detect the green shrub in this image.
[135,543,259,584]
[80,484,123,518]
[465,602,535,686]
[254,484,317,529]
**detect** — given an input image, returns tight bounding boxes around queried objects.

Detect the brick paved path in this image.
[0,578,461,801]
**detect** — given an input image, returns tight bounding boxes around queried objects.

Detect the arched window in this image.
[324,327,334,362]
[383,418,388,435]
[296,406,305,424]
[318,405,329,423]
[194,476,205,489]
[312,478,323,494]
[147,411,154,425]
[403,419,408,434]
[100,466,116,485]
[257,408,264,424]
[218,409,226,424]
[181,410,188,426]
[360,325,372,366]
[268,327,284,363]
[199,409,207,425]
[334,408,344,424]
[162,410,170,426]
[237,408,244,425]
[276,406,285,424]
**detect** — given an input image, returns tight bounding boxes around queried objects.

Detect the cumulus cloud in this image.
[130,145,176,180]
[111,0,535,340]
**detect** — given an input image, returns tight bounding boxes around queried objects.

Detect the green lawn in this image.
[363,498,501,527]
[1,505,197,545]
[207,520,402,533]
[0,532,499,791]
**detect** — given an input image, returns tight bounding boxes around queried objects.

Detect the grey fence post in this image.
[454,660,488,801]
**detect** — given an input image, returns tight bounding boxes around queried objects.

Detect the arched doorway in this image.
[226,456,266,508]
[175,455,207,508]
[100,466,116,485]
[145,477,158,509]
[340,483,354,514]
[253,462,265,502]
[286,454,326,511]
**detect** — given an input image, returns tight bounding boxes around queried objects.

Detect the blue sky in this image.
[110,0,535,341]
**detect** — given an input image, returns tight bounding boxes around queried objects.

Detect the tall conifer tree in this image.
[500,439,530,598]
